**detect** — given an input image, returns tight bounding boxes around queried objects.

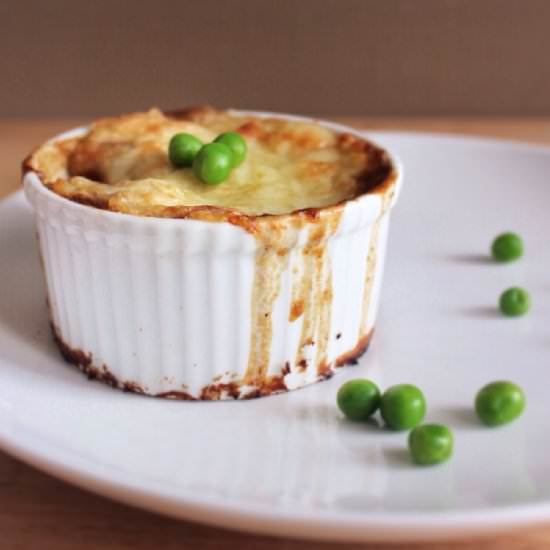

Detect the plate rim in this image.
[3,420,550,543]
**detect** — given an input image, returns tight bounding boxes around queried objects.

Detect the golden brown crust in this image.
[23,106,397,223]
[166,105,224,124]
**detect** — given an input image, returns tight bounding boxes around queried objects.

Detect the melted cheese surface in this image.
[30,108,383,217]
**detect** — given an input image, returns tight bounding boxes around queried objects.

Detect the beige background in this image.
[2,0,550,118]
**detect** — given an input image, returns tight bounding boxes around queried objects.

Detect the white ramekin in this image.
[23,111,402,400]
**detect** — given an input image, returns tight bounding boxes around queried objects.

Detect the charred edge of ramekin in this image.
[51,323,151,394]
[334,330,373,367]
[51,322,92,369]
[50,323,374,400]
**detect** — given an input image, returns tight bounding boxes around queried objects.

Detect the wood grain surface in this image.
[2,117,550,549]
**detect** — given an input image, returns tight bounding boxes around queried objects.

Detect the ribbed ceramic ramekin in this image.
[23,112,402,400]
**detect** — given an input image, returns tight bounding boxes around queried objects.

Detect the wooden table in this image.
[1,117,550,549]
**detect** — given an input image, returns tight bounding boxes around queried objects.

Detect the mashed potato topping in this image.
[26,107,393,219]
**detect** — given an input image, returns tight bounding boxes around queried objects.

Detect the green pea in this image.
[192,143,233,184]
[475,381,525,426]
[491,232,523,262]
[336,379,381,421]
[380,384,426,431]
[499,287,530,317]
[408,424,453,465]
[214,132,247,167]
[168,133,203,167]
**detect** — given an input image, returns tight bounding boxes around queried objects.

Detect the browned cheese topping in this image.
[26,106,393,221]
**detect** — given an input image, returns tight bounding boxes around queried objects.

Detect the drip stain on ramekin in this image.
[359,186,395,336]
[293,212,341,374]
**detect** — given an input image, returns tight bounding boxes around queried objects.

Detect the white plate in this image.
[1,132,549,543]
